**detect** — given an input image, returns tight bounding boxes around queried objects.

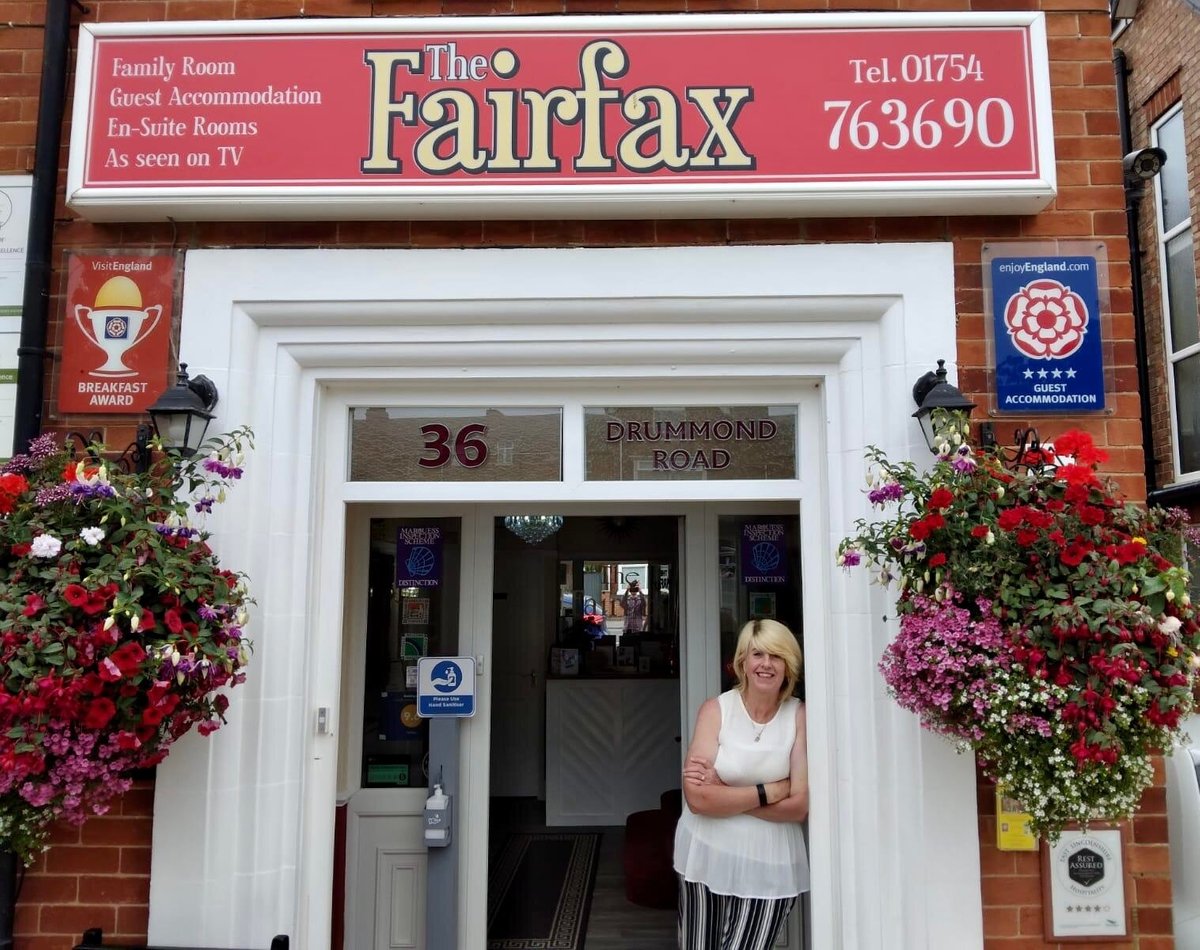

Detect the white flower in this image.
[1159,616,1183,636]
[79,526,105,546]
[29,534,62,559]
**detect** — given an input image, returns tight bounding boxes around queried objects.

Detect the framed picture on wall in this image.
[1042,825,1130,941]
[749,592,776,619]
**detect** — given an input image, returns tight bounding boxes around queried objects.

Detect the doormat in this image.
[487,832,602,949]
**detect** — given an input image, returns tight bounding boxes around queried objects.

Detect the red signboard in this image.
[58,254,175,413]
[66,14,1055,221]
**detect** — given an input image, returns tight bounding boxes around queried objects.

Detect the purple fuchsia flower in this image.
[202,456,244,480]
[69,481,117,500]
[951,445,978,474]
[868,481,905,505]
[837,548,862,568]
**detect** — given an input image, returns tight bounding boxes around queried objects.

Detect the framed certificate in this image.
[1042,825,1130,941]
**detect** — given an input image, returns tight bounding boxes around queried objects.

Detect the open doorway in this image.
[488,515,682,949]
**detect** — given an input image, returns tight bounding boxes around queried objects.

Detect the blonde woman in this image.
[673,619,809,949]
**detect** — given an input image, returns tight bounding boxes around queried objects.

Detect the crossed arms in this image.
[681,698,809,823]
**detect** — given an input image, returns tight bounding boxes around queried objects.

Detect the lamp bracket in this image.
[979,422,1047,470]
[189,373,219,412]
[65,423,153,474]
[912,360,948,408]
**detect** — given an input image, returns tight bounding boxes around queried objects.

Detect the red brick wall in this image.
[12,781,153,950]
[979,762,1174,949]
[0,0,1169,947]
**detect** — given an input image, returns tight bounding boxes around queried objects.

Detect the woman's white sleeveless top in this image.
[672,690,810,898]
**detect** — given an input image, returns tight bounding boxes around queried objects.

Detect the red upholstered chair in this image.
[622,789,683,909]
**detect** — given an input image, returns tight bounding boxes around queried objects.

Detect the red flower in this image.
[1114,541,1146,565]
[970,525,990,538]
[1060,541,1092,567]
[61,462,99,483]
[1063,483,1090,505]
[1056,463,1099,487]
[1077,505,1106,526]
[929,553,947,567]
[109,642,147,678]
[1016,529,1040,547]
[1053,430,1109,467]
[1025,509,1055,530]
[82,697,117,729]
[164,609,184,635]
[22,594,46,618]
[928,487,954,510]
[998,508,1024,531]
[0,472,29,514]
[63,584,89,608]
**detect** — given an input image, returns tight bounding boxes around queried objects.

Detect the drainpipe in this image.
[11,0,76,456]
[1113,48,1159,498]
[3,5,76,946]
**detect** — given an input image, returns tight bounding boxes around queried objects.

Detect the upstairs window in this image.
[1153,107,1200,477]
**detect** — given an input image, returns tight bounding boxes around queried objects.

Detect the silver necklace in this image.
[750,714,770,742]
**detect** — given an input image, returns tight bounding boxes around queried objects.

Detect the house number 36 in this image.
[418,423,489,468]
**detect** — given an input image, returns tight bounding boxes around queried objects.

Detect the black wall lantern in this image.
[66,363,219,473]
[148,363,219,458]
[911,359,977,453]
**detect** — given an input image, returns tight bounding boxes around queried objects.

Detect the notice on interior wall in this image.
[742,522,788,585]
[395,525,443,588]
[58,253,177,414]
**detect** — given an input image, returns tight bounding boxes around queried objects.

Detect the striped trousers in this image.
[677,876,796,950]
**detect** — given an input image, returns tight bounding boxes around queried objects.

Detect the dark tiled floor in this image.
[489,798,677,950]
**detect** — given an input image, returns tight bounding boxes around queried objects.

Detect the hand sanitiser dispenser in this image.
[424,783,452,847]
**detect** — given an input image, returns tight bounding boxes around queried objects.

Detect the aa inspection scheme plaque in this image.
[1042,827,1129,940]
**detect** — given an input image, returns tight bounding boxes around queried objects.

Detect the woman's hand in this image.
[765,778,790,804]
[683,755,725,788]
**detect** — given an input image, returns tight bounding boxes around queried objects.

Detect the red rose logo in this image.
[1003,279,1089,359]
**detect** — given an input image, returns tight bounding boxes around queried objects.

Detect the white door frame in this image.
[147,243,983,950]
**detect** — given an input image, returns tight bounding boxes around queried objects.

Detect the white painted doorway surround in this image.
[146,243,984,950]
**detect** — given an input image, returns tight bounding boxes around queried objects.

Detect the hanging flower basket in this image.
[838,419,1200,839]
[0,428,253,865]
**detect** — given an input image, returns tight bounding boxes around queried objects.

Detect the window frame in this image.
[1151,104,1200,481]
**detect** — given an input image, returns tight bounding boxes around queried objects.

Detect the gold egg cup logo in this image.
[74,275,161,378]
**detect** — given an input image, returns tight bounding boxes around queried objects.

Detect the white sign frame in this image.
[65,13,1057,222]
[1042,826,1130,940]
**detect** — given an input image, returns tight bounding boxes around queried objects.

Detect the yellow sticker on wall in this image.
[996,785,1039,851]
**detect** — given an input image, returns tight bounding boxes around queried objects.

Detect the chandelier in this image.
[503,515,564,544]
